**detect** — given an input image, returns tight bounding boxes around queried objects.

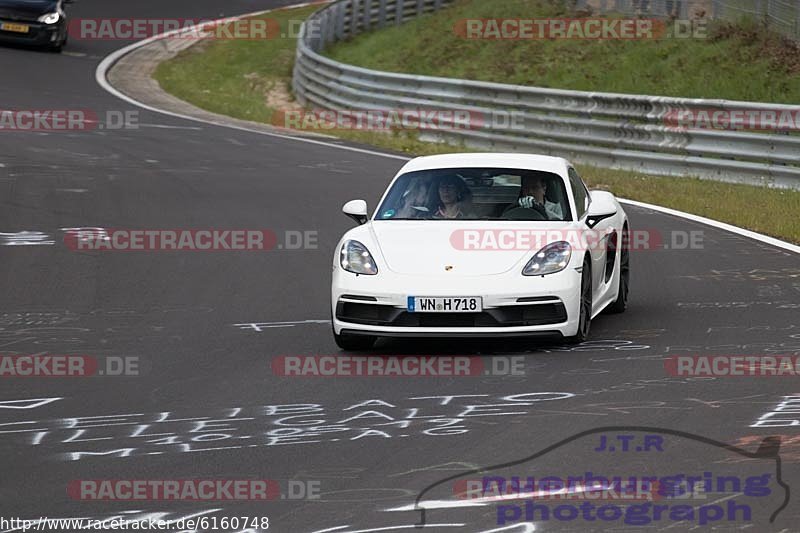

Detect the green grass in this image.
[153,4,800,244]
[154,6,320,123]
[583,167,800,242]
[326,0,800,103]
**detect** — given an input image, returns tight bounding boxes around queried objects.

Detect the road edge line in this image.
[619,198,800,254]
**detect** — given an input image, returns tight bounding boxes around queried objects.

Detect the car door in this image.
[568,168,610,306]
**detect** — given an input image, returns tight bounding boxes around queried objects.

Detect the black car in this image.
[0,0,71,52]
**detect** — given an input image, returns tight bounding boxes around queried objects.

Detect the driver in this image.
[513,175,563,220]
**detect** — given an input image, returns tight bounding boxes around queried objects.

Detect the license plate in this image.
[1,22,29,33]
[407,296,482,313]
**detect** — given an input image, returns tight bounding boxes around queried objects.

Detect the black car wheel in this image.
[567,259,592,343]
[48,26,67,52]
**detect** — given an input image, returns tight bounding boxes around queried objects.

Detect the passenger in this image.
[396,179,431,218]
[432,175,473,219]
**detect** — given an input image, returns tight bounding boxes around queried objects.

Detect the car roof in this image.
[396,153,572,177]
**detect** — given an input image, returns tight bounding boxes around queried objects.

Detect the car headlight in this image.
[523,241,572,276]
[38,12,60,24]
[340,240,378,275]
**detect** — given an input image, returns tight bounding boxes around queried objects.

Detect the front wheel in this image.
[333,329,376,351]
[48,30,67,53]
[566,260,592,344]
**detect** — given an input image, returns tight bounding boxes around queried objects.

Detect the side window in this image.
[568,168,590,219]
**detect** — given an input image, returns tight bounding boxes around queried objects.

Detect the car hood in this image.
[369,220,574,276]
[0,0,57,19]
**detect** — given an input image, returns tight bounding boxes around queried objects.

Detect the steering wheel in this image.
[502,206,547,220]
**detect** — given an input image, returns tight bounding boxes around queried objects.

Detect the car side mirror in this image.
[585,191,617,228]
[342,199,368,225]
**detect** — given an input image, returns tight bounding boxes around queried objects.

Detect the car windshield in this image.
[375,167,572,221]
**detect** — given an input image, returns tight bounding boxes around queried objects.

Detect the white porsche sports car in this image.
[331,153,629,350]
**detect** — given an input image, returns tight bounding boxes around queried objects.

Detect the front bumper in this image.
[332,266,582,338]
[0,20,65,47]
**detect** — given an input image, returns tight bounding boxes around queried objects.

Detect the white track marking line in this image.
[620,198,800,254]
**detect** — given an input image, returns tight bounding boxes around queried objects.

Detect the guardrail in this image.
[292,0,800,188]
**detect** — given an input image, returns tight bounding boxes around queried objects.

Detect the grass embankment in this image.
[327,0,800,102]
[154,3,800,243]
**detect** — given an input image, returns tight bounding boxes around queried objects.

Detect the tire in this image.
[49,32,67,53]
[566,259,592,344]
[606,225,630,314]
[333,329,376,351]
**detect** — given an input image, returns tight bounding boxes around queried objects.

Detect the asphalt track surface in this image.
[1,1,800,531]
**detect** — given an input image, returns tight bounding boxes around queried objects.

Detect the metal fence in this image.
[293,0,800,188]
[577,0,800,41]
